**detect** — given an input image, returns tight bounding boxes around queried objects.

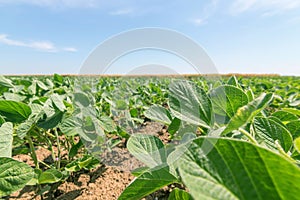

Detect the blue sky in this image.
[0,0,300,75]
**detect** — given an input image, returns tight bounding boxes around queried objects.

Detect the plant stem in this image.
[54,128,61,169]
[275,140,295,163]
[238,128,258,145]
[25,136,39,169]
[38,160,52,169]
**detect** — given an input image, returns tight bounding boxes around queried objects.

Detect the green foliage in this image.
[210,85,249,119]
[169,80,213,128]
[0,157,34,197]
[0,75,299,199]
[222,93,273,135]
[144,105,172,125]
[0,100,32,123]
[127,134,167,168]
[38,169,63,184]
[121,134,300,200]
[168,189,192,200]
[0,122,13,157]
[253,117,293,152]
[119,76,300,199]
[118,166,177,200]
[175,137,300,200]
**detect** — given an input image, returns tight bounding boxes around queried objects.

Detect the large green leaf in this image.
[38,169,63,184]
[222,93,273,135]
[169,80,213,128]
[0,157,34,197]
[118,166,177,200]
[171,137,300,200]
[0,123,13,158]
[210,85,248,118]
[0,100,32,123]
[144,105,172,125]
[127,134,166,168]
[253,117,293,152]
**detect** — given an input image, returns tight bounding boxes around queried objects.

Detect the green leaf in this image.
[131,166,150,177]
[169,80,213,128]
[79,117,105,143]
[78,154,99,169]
[17,120,34,139]
[118,166,177,200]
[0,76,14,88]
[222,93,273,135]
[53,73,64,85]
[3,93,26,102]
[168,117,181,136]
[65,155,99,172]
[286,120,300,138]
[127,134,166,168]
[60,116,82,136]
[115,99,127,110]
[0,157,34,197]
[99,116,117,132]
[168,188,192,200]
[30,103,44,116]
[38,169,63,184]
[227,76,240,87]
[0,100,32,123]
[171,137,300,200]
[37,111,64,130]
[210,85,248,118]
[282,108,300,116]
[51,93,66,112]
[253,117,293,152]
[246,89,254,102]
[28,81,37,95]
[74,92,91,107]
[144,105,172,125]
[130,108,138,118]
[36,80,49,91]
[65,161,80,172]
[271,111,298,124]
[0,123,13,158]
[0,116,4,126]
[68,140,83,158]
[294,137,300,154]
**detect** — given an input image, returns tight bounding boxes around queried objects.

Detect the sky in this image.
[0,0,300,75]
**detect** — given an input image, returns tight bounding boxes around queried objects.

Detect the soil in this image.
[7,122,174,200]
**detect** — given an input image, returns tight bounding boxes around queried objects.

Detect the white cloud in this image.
[62,47,78,52]
[190,0,218,26]
[191,18,207,26]
[231,0,300,14]
[0,34,77,52]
